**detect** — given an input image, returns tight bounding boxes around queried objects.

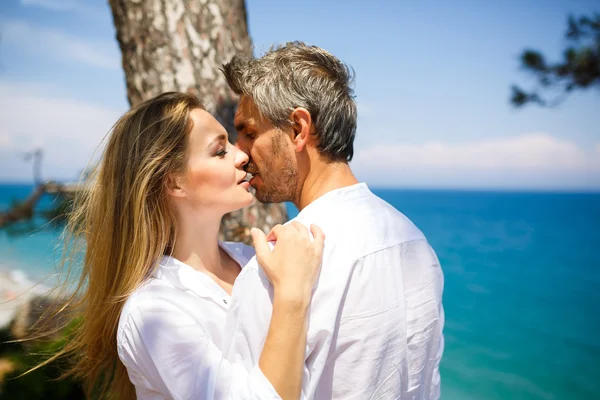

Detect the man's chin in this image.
[253,185,277,204]
[255,189,291,204]
[251,176,294,203]
[253,189,271,204]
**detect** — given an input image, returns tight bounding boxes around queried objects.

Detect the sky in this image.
[0,0,598,190]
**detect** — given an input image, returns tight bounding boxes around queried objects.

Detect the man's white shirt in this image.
[223,183,445,399]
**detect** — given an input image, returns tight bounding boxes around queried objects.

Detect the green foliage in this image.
[0,319,84,399]
[511,14,600,107]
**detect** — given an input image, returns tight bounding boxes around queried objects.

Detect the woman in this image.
[42,92,324,400]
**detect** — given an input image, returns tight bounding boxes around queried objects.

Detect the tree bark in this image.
[108,0,288,244]
[0,184,47,228]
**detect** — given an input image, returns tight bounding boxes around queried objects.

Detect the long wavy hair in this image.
[29,91,204,399]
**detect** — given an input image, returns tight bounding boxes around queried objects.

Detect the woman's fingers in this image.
[310,224,325,257]
[254,222,326,296]
[265,224,284,242]
[267,222,313,242]
[251,228,270,265]
[290,221,311,240]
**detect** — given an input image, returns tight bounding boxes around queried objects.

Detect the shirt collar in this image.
[151,242,244,301]
[297,182,371,218]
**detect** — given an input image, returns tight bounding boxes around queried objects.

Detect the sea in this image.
[1,183,599,399]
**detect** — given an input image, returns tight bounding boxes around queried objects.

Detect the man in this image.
[221,42,444,399]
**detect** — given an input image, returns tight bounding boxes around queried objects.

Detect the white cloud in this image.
[0,81,125,181]
[355,133,598,170]
[0,77,596,190]
[353,133,600,190]
[0,135,11,148]
[1,20,120,70]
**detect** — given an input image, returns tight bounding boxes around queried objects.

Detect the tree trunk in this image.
[108,0,288,244]
[0,184,46,228]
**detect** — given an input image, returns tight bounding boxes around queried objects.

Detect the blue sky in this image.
[0,0,598,190]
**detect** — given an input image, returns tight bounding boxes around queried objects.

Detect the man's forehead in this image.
[234,113,257,130]
[234,97,260,127]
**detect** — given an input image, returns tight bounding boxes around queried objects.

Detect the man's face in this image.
[234,96,298,203]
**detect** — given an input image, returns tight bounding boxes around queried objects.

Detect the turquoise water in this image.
[2,183,599,399]
[0,184,66,279]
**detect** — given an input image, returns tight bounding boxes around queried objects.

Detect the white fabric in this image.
[117,242,281,400]
[223,183,445,400]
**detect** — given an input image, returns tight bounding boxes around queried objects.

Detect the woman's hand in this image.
[253,222,325,399]
[251,222,325,303]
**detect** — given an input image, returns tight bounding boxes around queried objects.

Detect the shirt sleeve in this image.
[117,300,281,400]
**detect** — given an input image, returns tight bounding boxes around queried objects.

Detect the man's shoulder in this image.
[372,195,425,244]
[297,189,426,251]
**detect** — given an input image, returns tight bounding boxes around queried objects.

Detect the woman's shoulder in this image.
[220,241,256,268]
[117,279,185,339]
[121,277,171,311]
[115,280,192,391]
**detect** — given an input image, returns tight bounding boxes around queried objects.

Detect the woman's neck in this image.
[172,211,223,273]
[171,210,241,293]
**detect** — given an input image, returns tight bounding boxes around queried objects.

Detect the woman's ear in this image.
[164,174,186,198]
[290,107,312,153]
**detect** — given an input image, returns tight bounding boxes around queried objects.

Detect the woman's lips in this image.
[239,181,251,190]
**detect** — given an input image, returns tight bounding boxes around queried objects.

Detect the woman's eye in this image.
[216,148,228,158]
[246,132,256,140]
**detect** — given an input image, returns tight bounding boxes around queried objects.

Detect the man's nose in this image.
[234,139,246,152]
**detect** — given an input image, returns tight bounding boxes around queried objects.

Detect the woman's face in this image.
[172,108,253,215]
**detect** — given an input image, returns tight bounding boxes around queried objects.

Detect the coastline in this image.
[1,185,599,398]
[0,266,52,329]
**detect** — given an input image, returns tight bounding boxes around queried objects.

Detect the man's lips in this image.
[242,162,259,186]
[249,174,259,186]
[244,161,259,175]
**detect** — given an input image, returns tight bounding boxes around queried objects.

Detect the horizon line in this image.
[0,180,599,195]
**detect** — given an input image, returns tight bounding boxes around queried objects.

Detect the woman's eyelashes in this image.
[215,147,229,158]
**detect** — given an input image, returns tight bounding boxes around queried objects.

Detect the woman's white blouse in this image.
[116,242,280,400]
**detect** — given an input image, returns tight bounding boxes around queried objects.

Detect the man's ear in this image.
[164,174,186,198]
[290,107,312,153]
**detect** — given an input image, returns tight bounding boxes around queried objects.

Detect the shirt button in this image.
[223,299,228,304]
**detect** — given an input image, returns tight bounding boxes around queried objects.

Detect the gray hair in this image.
[222,41,357,162]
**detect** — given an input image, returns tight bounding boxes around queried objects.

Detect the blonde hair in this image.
[29,92,203,399]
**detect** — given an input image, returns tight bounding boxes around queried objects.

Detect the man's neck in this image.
[296,161,359,211]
